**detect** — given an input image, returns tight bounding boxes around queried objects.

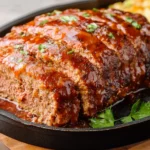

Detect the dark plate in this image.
[0,0,150,149]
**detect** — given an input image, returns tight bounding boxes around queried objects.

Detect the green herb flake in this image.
[60,16,78,23]
[15,44,24,49]
[93,8,99,12]
[125,17,133,23]
[47,12,52,16]
[19,32,26,37]
[125,17,141,29]
[18,58,23,63]
[47,10,62,16]
[82,12,90,18]
[106,13,114,19]
[39,20,48,26]
[131,21,141,29]
[38,44,46,53]
[108,32,115,39]
[67,50,74,55]
[90,108,114,128]
[86,23,98,33]
[20,50,28,55]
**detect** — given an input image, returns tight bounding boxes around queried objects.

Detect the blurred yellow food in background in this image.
[110,0,150,22]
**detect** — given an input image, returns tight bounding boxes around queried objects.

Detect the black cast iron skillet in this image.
[0,0,150,149]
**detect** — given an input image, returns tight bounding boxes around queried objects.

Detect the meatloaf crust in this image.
[0,8,150,126]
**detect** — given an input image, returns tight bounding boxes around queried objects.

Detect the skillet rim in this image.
[0,109,150,132]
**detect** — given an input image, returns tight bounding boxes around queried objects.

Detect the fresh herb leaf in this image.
[82,12,90,18]
[125,17,141,29]
[121,116,132,123]
[121,99,150,123]
[90,108,114,128]
[47,10,62,16]
[86,23,98,33]
[38,44,46,53]
[121,99,140,123]
[60,16,78,23]
[130,99,141,115]
[90,99,150,129]
[67,50,74,54]
[90,118,114,128]
[93,8,99,12]
[39,20,48,26]
[108,32,115,39]
[132,102,150,120]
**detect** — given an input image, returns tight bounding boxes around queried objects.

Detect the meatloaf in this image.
[0,8,150,127]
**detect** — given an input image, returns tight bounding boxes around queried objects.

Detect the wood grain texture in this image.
[0,133,150,150]
[0,134,50,150]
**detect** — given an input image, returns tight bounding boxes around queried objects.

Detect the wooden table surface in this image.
[0,133,150,150]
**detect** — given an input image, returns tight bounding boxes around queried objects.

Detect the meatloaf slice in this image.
[0,48,80,126]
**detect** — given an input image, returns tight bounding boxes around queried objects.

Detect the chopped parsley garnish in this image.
[47,10,62,16]
[125,17,133,23]
[38,44,46,53]
[108,32,115,39]
[60,16,78,23]
[39,20,48,26]
[20,50,28,55]
[67,50,74,55]
[93,8,99,12]
[19,32,26,37]
[125,17,141,29]
[90,99,150,128]
[15,44,24,49]
[82,12,90,18]
[106,13,114,19]
[18,58,23,63]
[86,23,98,33]
[131,21,141,29]
[47,12,52,16]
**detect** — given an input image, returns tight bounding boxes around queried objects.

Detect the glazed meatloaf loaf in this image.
[0,8,150,127]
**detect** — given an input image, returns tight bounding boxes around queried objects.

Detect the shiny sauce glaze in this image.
[0,87,147,128]
[0,98,32,121]
[0,8,150,126]
[0,98,89,128]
